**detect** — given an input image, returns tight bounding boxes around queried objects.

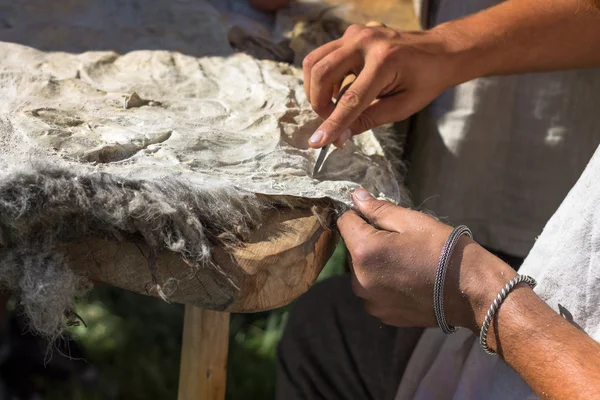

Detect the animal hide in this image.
[0,0,408,338]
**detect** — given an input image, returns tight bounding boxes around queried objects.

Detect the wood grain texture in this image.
[62,206,338,313]
[324,0,419,30]
[178,306,230,400]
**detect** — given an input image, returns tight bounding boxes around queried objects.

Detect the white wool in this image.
[0,0,407,338]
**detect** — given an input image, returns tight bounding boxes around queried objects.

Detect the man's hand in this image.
[303,25,457,148]
[337,189,516,331]
[303,1,600,148]
[339,189,600,400]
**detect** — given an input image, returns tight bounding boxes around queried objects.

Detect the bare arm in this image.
[304,0,600,147]
[477,284,600,399]
[440,0,600,85]
[337,190,600,400]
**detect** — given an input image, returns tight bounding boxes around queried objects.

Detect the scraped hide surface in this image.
[1,48,400,202]
[0,0,407,337]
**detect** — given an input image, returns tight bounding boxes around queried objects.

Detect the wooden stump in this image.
[63,206,337,313]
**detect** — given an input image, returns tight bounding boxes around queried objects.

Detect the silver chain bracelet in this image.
[479,274,537,355]
[433,225,473,334]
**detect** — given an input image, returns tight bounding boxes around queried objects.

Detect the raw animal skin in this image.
[0,45,402,204]
[0,0,404,203]
[0,0,406,338]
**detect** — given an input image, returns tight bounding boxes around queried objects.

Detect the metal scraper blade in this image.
[311,70,357,178]
[312,144,330,177]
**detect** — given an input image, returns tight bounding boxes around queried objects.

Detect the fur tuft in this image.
[0,164,339,338]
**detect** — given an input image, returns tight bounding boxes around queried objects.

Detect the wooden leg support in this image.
[178,305,230,400]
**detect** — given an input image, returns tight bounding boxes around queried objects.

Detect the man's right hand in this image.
[303,24,462,148]
[303,0,600,149]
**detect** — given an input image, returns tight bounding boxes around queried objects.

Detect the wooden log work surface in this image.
[63,206,337,312]
[62,205,336,400]
[178,307,230,400]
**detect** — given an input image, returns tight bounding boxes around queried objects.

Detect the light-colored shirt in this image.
[397,1,600,398]
[397,143,600,399]
[408,0,600,258]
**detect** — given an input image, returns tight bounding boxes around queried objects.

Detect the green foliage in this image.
[57,242,346,399]
[69,285,185,399]
[225,241,346,399]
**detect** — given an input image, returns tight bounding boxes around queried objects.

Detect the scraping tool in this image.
[311,74,355,177]
[311,20,386,178]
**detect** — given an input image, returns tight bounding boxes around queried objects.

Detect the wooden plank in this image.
[178,306,230,400]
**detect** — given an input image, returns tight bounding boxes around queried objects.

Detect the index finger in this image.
[302,40,342,106]
[336,209,378,253]
[310,64,382,147]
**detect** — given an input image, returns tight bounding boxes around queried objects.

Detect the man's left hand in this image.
[337,189,516,331]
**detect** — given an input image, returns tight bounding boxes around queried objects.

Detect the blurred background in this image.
[0,243,345,400]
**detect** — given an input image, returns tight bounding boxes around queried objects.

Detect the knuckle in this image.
[340,89,362,109]
[312,61,332,82]
[387,28,402,40]
[374,42,395,59]
[356,27,378,43]
[302,53,316,70]
[344,23,363,37]
[351,243,373,265]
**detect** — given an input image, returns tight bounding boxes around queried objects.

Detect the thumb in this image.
[336,208,378,254]
[352,189,411,232]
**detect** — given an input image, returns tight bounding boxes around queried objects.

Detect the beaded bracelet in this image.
[479,274,537,355]
[433,225,473,334]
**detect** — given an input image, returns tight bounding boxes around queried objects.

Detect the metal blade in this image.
[312,144,330,177]
[310,72,357,178]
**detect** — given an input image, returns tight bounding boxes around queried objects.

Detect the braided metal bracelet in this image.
[433,225,473,334]
[480,274,537,355]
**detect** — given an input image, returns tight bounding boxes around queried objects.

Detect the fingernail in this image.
[354,188,373,201]
[309,130,324,144]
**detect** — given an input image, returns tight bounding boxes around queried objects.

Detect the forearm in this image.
[432,0,600,85]
[340,192,600,397]
[474,278,600,398]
